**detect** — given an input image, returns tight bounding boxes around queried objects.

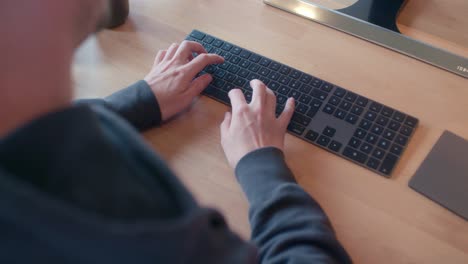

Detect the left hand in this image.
[144,41,224,121]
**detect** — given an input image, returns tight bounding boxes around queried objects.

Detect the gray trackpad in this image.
[409,131,468,220]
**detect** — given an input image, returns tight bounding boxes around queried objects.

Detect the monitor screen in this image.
[264,0,468,78]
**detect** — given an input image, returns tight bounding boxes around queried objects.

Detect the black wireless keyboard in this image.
[186,30,418,177]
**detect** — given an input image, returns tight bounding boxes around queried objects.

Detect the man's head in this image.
[0,0,112,137]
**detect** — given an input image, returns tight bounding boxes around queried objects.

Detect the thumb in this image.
[278,97,295,129]
[220,111,232,139]
[189,73,213,97]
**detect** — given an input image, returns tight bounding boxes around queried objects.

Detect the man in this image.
[0,0,351,263]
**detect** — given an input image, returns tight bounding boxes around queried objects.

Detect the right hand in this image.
[220,80,295,168]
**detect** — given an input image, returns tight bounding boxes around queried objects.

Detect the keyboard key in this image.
[222,83,235,92]
[292,113,312,126]
[249,54,261,63]
[339,101,352,111]
[388,121,401,131]
[379,153,398,175]
[311,78,323,88]
[268,72,280,80]
[231,47,242,54]
[269,62,281,71]
[323,126,336,137]
[259,67,270,76]
[334,110,346,120]
[376,116,389,126]
[354,128,367,139]
[343,147,368,164]
[214,69,226,78]
[277,94,287,104]
[367,158,380,170]
[321,82,334,92]
[280,65,291,75]
[240,59,250,68]
[344,92,357,102]
[329,96,341,106]
[381,107,394,117]
[400,126,413,136]
[372,148,385,159]
[259,58,271,67]
[288,123,305,135]
[300,74,312,84]
[311,89,328,101]
[230,56,241,64]
[288,90,301,100]
[404,116,418,128]
[300,85,313,94]
[365,133,378,144]
[310,99,322,109]
[190,30,205,40]
[396,135,408,146]
[356,96,369,107]
[289,80,302,90]
[244,91,252,102]
[225,73,236,82]
[371,124,384,135]
[323,104,335,115]
[278,86,290,95]
[359,119,372,130]
[390,144,403,156]
[296,103,309,114]
[291,70,302,79]
[299,94,312,104]
[233,78,246,87]
[204,35,215,44]
[221,43,233,51]
[393,111,406,122]
[317,135,331,147]
[248,64,260,72]
[279,76,291,85]
[370,102,383,112]
[213,79,225,88]
[305,130,319,142]
[228,65,240,73]
[333,87,346,98]
[269,82,280,91]
[238,69,249,78]
[306,107,319,118]
[364,111,377,121]
[329,141,342,152]
[382,130,396,141]
[360,143,373,154]
[240,50,251,59]
[213,39,224,47]
[351,105,364,116]
[345,113,358,125]
[349,137,361,148]
[377,138,390,150]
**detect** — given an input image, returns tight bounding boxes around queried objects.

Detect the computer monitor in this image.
[264,0,468,78]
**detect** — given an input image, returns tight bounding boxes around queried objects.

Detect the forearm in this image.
[235,147,352,263]
[76,80,162,130]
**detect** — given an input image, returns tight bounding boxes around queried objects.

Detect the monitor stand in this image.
[337,0,407,33]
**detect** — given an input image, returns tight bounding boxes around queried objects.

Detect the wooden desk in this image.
[73,0,468,263]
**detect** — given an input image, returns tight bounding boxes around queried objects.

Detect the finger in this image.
[175,40,207,62]
[278,97,295,128]
[250,80,267,107]
[154,50,167,65]
[184,53,224,76]
[188,74,213,97]
[164,43,180,61]
[265,87,276,113]
[228,89,247,113]
[220,112,232,138]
